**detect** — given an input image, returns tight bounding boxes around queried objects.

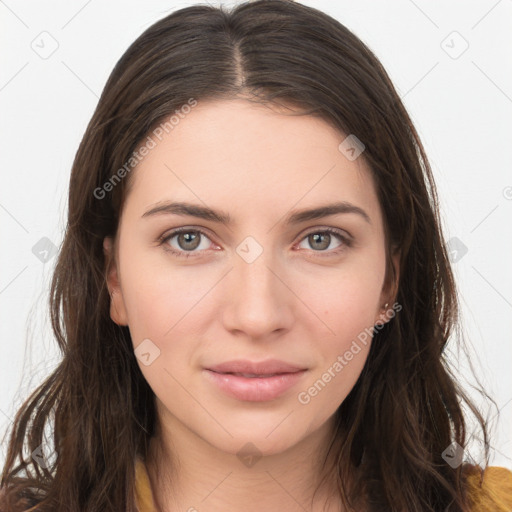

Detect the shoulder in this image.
[463,463,512,512]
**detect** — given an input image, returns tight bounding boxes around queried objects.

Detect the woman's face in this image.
[106,99,397,457]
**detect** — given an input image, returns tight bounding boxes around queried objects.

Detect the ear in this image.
[103,236,129,326]
[374,247,401,327]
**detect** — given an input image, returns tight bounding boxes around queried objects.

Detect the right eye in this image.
[160,228,217,258]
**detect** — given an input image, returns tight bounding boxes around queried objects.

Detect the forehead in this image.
[122,99,382,227]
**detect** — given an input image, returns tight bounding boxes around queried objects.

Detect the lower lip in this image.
[204,369,306,402]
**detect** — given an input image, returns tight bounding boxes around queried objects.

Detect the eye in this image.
[160,228,215,258]
[296,228,352,255]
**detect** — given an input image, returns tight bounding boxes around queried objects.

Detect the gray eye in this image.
[298,232,343,252]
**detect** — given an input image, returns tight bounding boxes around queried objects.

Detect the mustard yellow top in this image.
[135,456,158,512]
[134,456,512,511]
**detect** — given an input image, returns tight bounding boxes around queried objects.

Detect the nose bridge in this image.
[224,237,292,337]
[237,247,275,295]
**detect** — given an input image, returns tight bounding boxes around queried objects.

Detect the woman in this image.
[1,1,511,511]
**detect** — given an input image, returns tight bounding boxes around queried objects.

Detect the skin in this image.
[104,98,399,512]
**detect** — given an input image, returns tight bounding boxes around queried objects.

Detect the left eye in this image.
[296,229,347,252]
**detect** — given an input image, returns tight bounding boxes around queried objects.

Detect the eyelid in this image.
[300,225,353,241]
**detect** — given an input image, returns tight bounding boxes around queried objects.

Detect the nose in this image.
[221,246,294,340]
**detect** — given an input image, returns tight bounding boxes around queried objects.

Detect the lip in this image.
[207,359,305,375]
[204,359,307,402]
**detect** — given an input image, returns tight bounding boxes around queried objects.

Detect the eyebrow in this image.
[141,200,371,225]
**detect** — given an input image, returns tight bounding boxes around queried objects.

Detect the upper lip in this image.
[206,359,306,375]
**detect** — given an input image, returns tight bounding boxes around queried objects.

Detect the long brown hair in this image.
[0,1,493,510]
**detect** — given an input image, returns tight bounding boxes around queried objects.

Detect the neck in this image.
[145,405,346,512]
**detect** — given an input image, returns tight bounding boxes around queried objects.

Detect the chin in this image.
[200,416,315,460]
[216,434,299,461]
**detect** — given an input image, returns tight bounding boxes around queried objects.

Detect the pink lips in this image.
[204,359,307,402]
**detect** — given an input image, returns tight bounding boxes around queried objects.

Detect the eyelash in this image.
[158,227,352,259]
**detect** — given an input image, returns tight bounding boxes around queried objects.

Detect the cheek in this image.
[118,252,211,404]
[294,250,385,407]
[312,281,376,389]
[297,291,376,418]
[298,247,386,334]
[118,237,216,343]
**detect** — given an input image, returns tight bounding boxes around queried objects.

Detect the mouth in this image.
[206,359,306,375]
[214,372,288,378]
[204,359,307,402]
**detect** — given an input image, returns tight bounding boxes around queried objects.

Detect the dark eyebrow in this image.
[142,201,232,224]
[141,200,371,225]
[285,201,371,225]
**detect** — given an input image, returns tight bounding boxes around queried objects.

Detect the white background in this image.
[1,0,511,469]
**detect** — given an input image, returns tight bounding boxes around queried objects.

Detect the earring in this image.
[375,303,392,329]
